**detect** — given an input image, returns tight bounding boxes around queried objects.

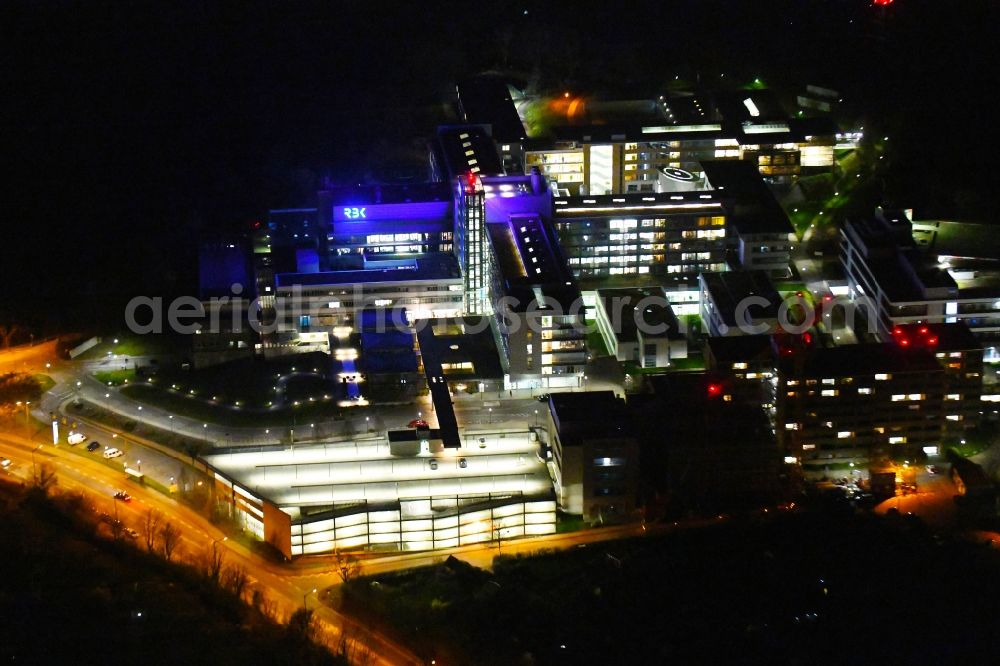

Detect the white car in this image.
[67,432,86,446]
[1,457,11,470]
[103,447,124,459]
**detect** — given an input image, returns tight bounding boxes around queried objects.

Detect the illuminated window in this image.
[837,431,852,439]
[733,362,748,370]
[946,415,963,421]
[858,387,872,395]
[802,444,816,450]
[822,378,835,385]
[888,436,907,444]
[821,389,838,397]
[785,423,799,431]
[875,373,891,380]
[946,393,961,401]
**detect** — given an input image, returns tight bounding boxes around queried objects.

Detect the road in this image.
[874,466,957,529]
[1,418,682,665]
[0,429,422,666]
[0,339,58,374]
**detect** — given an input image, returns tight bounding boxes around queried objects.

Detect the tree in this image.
[142,508,161,552]
[0,323,24,349]
[287,608,316,642]
[256,590,278,621]
[205,541,225,582]
[160,522,181,561]
[223,564,249,600]
[332,548,360,584]
[36,463,57,494]
[339,627,377,666]
[0,372,41,414]
[491,518,504,556]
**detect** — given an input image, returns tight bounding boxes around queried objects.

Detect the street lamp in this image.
[168,415,174,434]
[534,409,539,427]
[488,407,493,424]
[303,588,318,610]
[15,400,30,425]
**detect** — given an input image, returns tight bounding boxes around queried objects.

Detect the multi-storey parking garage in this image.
[204,429,556,557]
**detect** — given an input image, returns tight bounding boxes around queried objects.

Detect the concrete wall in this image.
[263,502,293,560]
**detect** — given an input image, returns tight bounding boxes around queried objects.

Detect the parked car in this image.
[67,432,86,446]
[1,457,11,470]
[113,491,132,502]
[926,465,941,475]
[536,394,550,402]
[103,447,123,459]
[123,527,139,539]
[408,419,429,428]
[428,460,439,471]
[458,458,468,469]
[86,441,101,452]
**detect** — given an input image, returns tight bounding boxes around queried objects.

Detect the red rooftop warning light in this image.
[463,171,481,194]
[894,324,940,349]
[707,383,723,398]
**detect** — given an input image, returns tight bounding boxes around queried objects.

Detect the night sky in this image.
[3,0,998,329]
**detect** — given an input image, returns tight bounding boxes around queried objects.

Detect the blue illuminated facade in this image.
[318,183,454,270]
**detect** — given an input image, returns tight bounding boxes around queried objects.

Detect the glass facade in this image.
[555,209,727,279]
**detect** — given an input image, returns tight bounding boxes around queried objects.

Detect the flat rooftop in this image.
[701,160,794,236]
[319,182,452,206]
[889,322,982,353]
[548,391,632,446]
[487,215,581,312]
[596,287,682,342]
[700,271,782,326]
[912,220,1000,261]
[436,125,504,178]
[776,344,942,378]
[275,253,460,288]
[456,76,527,142]
[416,317,504,381]
[705,334,774,368]
[204,432,551,513]
[553,191,723,217]
[414,322,461,449]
